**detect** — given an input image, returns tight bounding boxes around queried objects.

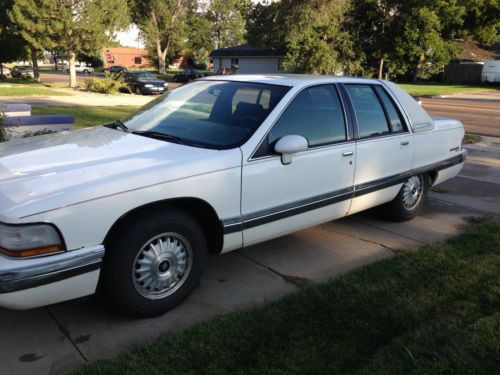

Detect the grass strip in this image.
[76,218,500,375]
[400,83,499,97]
[32,106,139,129]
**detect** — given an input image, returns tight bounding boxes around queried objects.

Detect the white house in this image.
[210,44,283,74]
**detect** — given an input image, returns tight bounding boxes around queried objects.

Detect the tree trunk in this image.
[0,64,3,78]
[31,46,40,82]
[51,50,58,70]
[412,53,425,83]
[378,58,384,80]
[68,50,77,88]
[156,40,167,74]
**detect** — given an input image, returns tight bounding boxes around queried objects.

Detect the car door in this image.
[240,84,356,246]
[341,83,414,215]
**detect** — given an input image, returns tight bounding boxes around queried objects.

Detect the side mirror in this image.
[274,135,308,165]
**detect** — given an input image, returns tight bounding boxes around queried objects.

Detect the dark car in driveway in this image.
[121,71,168,95]
[172,69,209,83]
[105,65,128,74]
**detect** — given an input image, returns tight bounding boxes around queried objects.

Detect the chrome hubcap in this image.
[132,233,192,300]
[402,175,423,210]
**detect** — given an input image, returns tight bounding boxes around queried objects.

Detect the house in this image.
[100,47,152,68]
[444,40,500,83]
[209,44,283,74]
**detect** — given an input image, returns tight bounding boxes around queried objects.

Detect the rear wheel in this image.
[103,209,208,317]
[384,174,428,221]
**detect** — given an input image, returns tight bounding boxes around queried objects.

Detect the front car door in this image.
[240,84,356,246]
[341,83,414,214]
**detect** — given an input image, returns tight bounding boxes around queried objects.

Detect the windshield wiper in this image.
[105,120,129,132]
[132,130,183,144]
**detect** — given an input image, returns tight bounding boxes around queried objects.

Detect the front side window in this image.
[122,81,290,149]
[254,85,346,157]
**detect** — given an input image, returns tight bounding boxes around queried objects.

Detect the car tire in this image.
[66,69,70,73]
[103,208,208,318]
[384,174,429,222]
[135,86,143,95]
[83,69,89,74]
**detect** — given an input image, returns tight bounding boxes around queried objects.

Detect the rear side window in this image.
[345,85,389,138]
[373,86,406,133]
[345,84,408,138]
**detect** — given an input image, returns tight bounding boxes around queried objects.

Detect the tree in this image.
[131,0,194,74]
[247,0,361,75]
[456,0,500,44]
[206,0,247,49]
[0,0,28,77]
[10,0,129,87]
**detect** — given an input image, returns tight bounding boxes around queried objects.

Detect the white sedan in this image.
[0,75,466,317]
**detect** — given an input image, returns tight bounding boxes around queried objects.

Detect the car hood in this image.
[0,126,238,219]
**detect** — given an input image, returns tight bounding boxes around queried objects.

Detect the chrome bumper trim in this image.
[0,245,104,293]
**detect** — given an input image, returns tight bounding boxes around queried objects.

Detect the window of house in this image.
[134,56,142,65]
[231,58,239,69]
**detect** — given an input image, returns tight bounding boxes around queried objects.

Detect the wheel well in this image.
[426,171,438,185]
[104,198,224,254]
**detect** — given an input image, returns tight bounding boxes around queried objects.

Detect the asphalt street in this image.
[423,97,500,137]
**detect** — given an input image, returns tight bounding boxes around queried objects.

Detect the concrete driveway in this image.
[1,138,499,375]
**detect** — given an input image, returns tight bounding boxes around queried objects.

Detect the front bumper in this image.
[0,245,104,309]
[142,86,166,94]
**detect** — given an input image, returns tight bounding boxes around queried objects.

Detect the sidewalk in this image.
[0,138,498,375]
[0,83,183,108]
[435,89,500,102]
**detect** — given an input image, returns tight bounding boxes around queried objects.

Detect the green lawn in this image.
[32,106,139,129]
[76,218,500,375]
[400,83,499,97]
[0,84,72,96]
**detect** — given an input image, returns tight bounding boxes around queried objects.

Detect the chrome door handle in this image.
[400,141,410,146]
[342,151,354,157]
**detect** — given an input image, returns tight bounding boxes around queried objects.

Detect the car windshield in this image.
[121,80,290,149]
[132,72,156,80]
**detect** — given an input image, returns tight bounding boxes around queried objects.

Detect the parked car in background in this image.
[0,65,11,79]
[172,69,209,83]
[65,63,94,74]
[121,71,168,94]
[0,75,467,317]
[11,66,34,79]
[104,65,128,74]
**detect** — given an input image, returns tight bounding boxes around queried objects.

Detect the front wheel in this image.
[384,174,429,221]
[135,86,142,95]
[103,209,208,317]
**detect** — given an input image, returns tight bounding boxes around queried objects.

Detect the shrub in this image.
[83,77,123,94]
[0,110,7,143]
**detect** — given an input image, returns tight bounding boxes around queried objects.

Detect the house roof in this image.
[453,40,500,62]
[209,44,282,58]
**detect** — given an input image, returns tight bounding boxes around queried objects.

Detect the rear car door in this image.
[342,83,414,214]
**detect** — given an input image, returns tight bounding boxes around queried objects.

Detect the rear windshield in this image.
[122,80,290,149]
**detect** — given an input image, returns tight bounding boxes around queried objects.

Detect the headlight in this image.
[0,223,65,258]
[144,84,153,88]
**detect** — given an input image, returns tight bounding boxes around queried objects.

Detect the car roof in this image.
[201,74,381,87]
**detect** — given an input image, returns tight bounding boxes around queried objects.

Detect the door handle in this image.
[400,141,410,146]
[342,151,354,157]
